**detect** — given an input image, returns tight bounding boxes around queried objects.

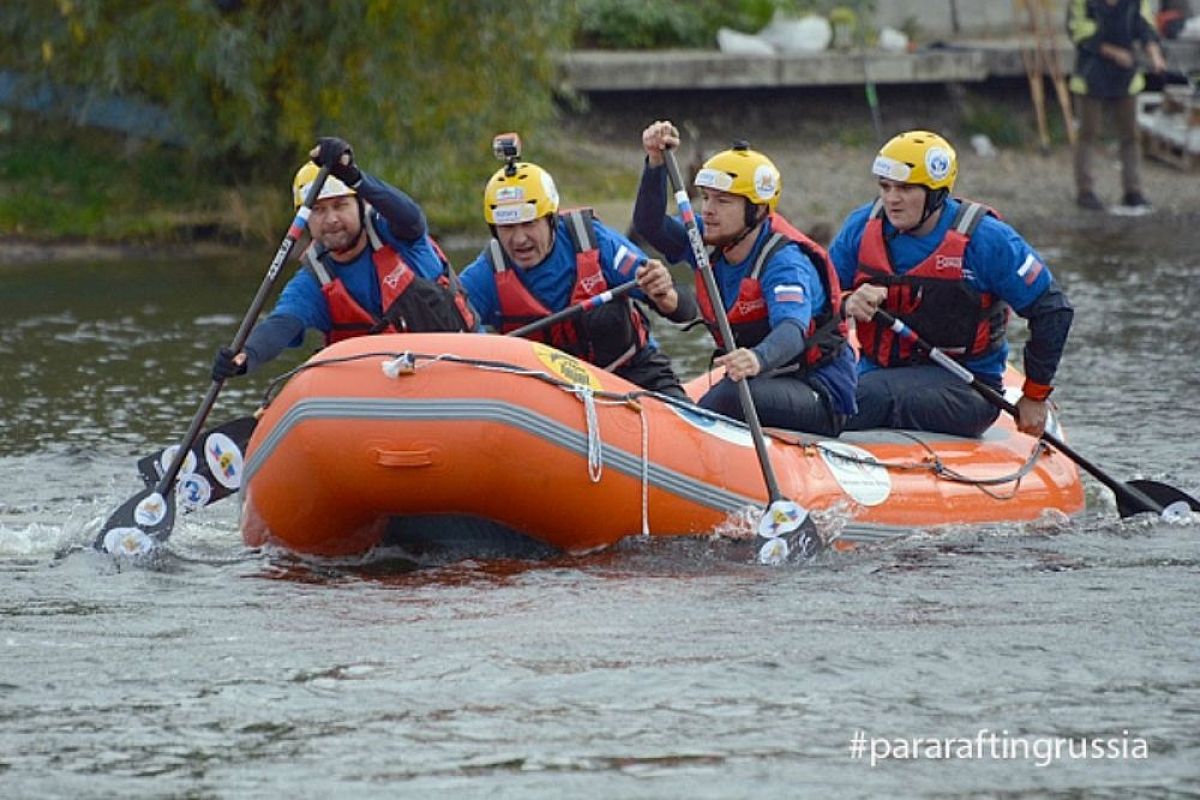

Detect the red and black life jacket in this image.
[488,208,648,371]
[694,212,848,374]
[853,198,1010,366]
[303,208,475,345]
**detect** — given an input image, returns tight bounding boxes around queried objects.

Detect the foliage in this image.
[574,0,876,49]
[0,0,576,231]
[0,117,229,240]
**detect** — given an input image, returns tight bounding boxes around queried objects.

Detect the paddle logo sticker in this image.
[204,432,244,490]
[134,492,168,526]
[532,343,601,390]
[667,404,756,448]
[177,473,213,513]
[158,445,198,478]
[820,442,891,506]
[103,527,156,557]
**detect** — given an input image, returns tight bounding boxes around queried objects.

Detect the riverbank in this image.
[6,81,1196,265]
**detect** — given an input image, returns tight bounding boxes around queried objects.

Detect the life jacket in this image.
[853,198,1010,366]
[488,208,649,371]
[304,207,474,345]
[694,213,848,375]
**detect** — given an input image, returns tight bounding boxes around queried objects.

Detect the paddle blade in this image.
[757,513,823,566]
[1123,479,1200,520]
[94,487,177,556]
[756,499,807,538]
[136,415,257,511]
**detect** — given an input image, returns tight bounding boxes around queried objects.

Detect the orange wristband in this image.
[1022,379,1054,402]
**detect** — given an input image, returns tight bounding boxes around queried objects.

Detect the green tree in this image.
[0,0,576,230]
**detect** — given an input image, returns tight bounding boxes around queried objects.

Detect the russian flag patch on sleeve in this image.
[1017,254,1044,285]
[614,245,642,276]
[773,284,806,304]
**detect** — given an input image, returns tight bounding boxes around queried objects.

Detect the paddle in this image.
[661,147,820,564]
[873,309,1200,519]
[508,279,638,338]
[95,166,332,556]
[127,278,644,516]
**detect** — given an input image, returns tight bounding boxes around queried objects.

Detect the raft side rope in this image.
[263,349,1046,501]
[787,429,1047,500]
[639,400,649,536]
[572,385,604,483]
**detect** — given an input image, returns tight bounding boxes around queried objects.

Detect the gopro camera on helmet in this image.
[492,132,522,176]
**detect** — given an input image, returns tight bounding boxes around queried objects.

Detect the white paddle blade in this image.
[756,500,807,538]
[1162,500,1193,522]
[102,527,157,557]
[758,536,789,566]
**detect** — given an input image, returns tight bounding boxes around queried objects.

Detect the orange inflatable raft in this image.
[240,333,1085,557]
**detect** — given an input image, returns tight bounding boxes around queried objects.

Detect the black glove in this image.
[313,136,362,186]
[212,347,248,382]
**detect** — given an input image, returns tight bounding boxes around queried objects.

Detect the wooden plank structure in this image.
[1013,0,1076,149]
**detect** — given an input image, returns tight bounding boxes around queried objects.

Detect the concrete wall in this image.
[875,0,1069,39]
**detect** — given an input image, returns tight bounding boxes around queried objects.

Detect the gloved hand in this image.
[212,347,248,381]
[312,136,362,186]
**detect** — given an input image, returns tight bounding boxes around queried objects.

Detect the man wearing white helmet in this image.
[458,134,694,399]
[830,130,1074,438]
[212,137,474,380]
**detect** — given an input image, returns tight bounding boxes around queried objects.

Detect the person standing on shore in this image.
[633,121,856,436]
[212,137,475,381]
[1068,0,1167,211]
[457,134,695,399]
[829,130,1074,438]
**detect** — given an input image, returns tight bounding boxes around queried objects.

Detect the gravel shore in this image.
[8,82,1196,264]
[568,80,1199,250]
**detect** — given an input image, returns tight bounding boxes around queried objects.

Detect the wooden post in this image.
[1014,0,1051,151]
[1036,0,1077,145]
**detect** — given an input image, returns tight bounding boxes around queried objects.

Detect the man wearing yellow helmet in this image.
[458,144,695,399]
[212,137,474,381]
[633,121,856,436]
[829,130,1075,438]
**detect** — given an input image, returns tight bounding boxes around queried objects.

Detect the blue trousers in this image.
[699,372,844,436]
[844,364,1001,438]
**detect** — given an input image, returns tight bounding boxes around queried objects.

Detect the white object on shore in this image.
[716,27,776,56]
[878,27,909,53]
[759,12,832,55]
[970,134,997,157]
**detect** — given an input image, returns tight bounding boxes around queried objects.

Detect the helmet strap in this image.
[350,196,368,249]
[892,188,948,237]
[722,203,766,253]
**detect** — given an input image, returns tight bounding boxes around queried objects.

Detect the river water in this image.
[2,225,1198,798]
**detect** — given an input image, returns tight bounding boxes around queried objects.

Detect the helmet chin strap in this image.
[718,205,767,253]
[889,188,948,239]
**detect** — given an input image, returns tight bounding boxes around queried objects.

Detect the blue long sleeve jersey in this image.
[242,171,448,369]
[458,213,693,349]
[632,161,857,414]
[827,198,1073,387]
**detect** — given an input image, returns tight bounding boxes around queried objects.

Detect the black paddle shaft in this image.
[662,147,784,504]
[95,166,331,549]
[873,309,1199,518]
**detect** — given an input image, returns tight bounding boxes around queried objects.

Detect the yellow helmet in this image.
[292,161,356,209]
[871,130,958,191]
[693,142,782,213]
[483,161,560,225]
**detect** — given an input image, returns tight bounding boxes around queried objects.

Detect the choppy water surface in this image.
[2,229,1197,798]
